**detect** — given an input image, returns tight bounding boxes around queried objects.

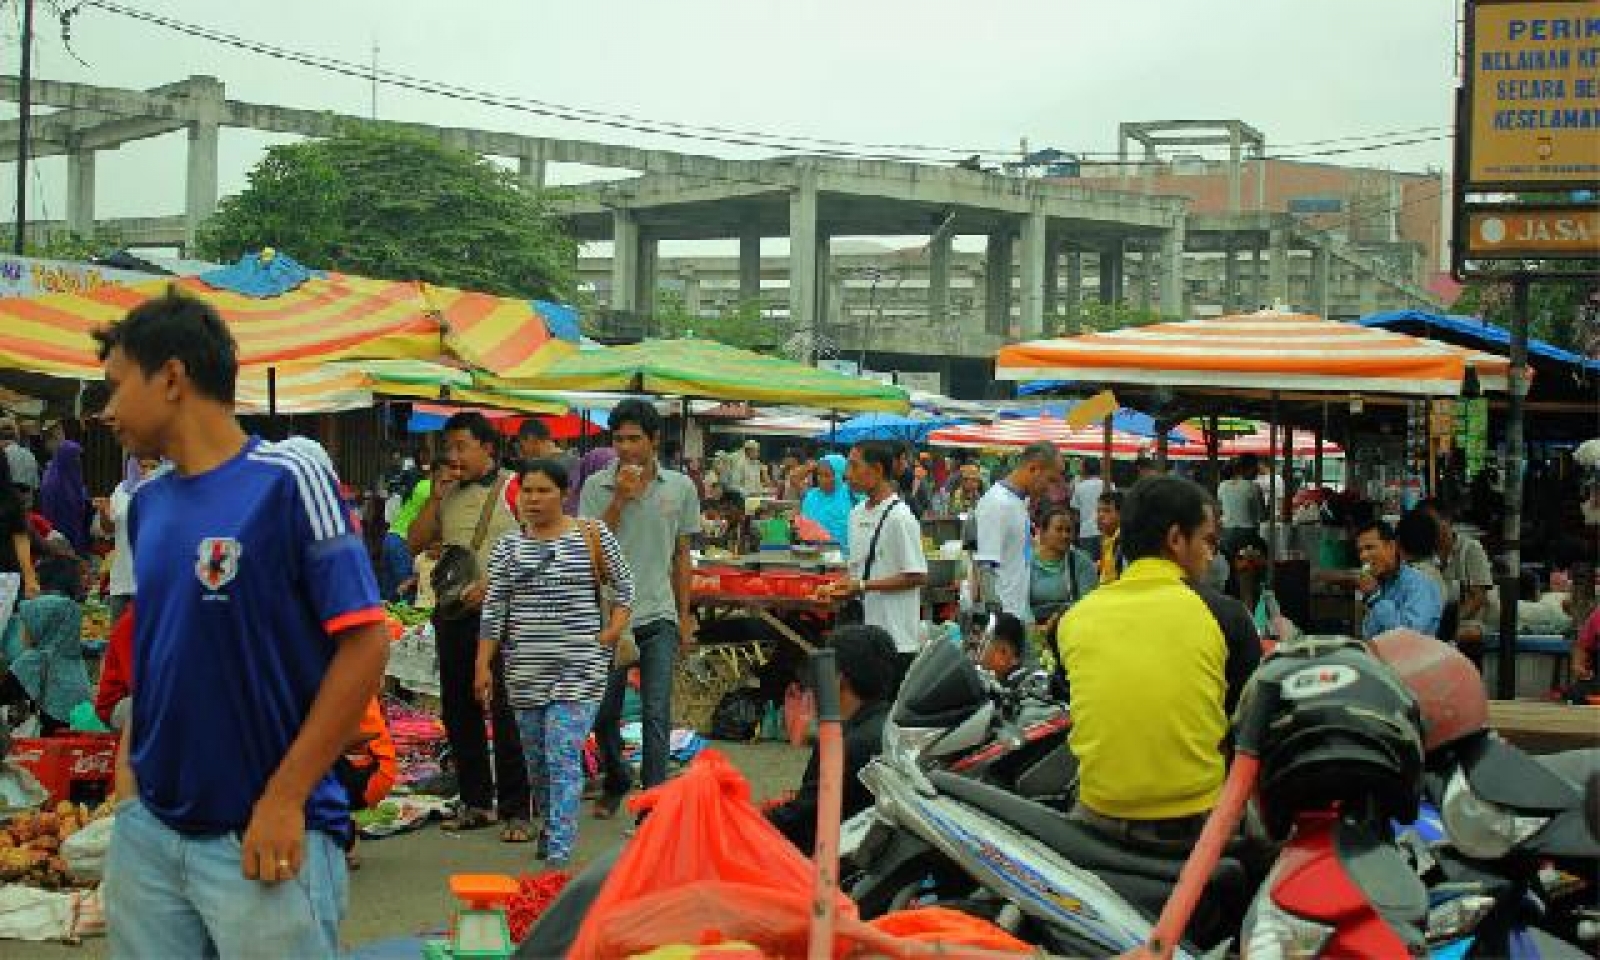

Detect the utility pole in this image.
[13,0,35,255]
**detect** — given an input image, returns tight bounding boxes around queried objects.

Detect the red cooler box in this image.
[7,733,118,806]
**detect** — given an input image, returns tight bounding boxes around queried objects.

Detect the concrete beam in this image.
[0,215,188,247]
[518,141,547,191]
[928,230,950,332]
[738,225,761,304]
[1064,251,1083,333]
[984,230,1013,336]
[1099,244,1124,304]
[635,231,659,328]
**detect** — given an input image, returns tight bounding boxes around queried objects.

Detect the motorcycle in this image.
[848,638,1250,956]
[838,655,1074,873]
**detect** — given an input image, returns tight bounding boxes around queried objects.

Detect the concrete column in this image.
[984,230,1014,336]
[517,143,548,191]
[1135,243,1153,311]
[1042,238,1061,332]
[1098,243,1124,304]
[1222,241,1239,313]
[789,174,819,354]
[1160,221,1186,320]
[183,76,224,250]
[610,209,640,315]
[815,235,832,332]
[681,268,702,318]
[1228,130,1242,214]
[1268,227,1291,308]
[1250,244,1265,309]
[738,226,762,306]
[1018,209,1048,339]
[1359,273,1380,317]
[635,232,659,330]
[928,230,951,331]
[1065,251,1083,332]
[1310,244,1331,319]
[66,149,95,238]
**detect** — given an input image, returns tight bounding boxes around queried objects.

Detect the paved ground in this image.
[26,741,809,959]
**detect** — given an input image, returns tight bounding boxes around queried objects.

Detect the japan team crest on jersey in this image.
[195,537,243,591]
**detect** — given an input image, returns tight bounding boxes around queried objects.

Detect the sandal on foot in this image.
[500,818,535,844]
[440,808,498,832]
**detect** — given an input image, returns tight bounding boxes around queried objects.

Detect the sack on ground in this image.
[709,689,765,742]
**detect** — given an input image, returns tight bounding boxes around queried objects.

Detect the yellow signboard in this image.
[1466,1,1600,189]
[1465,206,1600,255]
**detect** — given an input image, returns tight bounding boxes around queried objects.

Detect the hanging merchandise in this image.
[1455,397,1489,479]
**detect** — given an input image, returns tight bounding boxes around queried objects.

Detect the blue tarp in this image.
[198,250,322,298]
[819,412,966,445]
[1360,310,1600,373]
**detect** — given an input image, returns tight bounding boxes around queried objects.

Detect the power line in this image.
[77,0,1455,168]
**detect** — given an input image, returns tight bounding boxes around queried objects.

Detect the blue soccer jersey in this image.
[127,436,383,838]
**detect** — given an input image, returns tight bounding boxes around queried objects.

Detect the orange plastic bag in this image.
[783,683,815,747]
[868,906,1033,953]
[568,750,856,959]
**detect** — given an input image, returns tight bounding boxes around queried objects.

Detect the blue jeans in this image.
[594,619,677,795]
[516,702,599,864]
[104,798,348,959]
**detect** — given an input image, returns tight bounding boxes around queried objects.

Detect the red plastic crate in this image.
[7,733,118,807]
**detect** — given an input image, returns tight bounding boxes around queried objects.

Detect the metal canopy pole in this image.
[1494,276,1530,701]
[1265,392,1279,591]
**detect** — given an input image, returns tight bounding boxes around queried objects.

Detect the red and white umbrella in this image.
[1168,426,1344,460]
[927,417,1172,459]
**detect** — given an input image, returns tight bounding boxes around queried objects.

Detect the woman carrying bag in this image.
[475,458,634,869]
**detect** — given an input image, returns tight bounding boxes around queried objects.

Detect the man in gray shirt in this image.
[0,417,39,495]
[581,398,701,818]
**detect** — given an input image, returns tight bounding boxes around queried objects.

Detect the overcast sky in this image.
[2,0,1462,238]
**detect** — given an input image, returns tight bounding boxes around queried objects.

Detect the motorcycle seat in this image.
[928,770,1249,942]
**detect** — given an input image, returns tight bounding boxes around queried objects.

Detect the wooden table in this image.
[1489,700,1600,754]
[692,590,846,655]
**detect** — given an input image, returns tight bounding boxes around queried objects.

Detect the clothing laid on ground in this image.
[974,481,1034,622]
[767,699,890,853]
[1056,557,1260,821]
[1362,564,1444,640]
[124,436,384,840]
[1029,548,1098,623]
[847,495,928,654]
[479,523,634,709]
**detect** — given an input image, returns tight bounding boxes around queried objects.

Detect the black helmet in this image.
[1234,636,1425,839]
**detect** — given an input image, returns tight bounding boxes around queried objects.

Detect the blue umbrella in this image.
[820,413,968,445]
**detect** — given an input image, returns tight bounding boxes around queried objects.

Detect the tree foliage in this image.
[1453,259,1598,356]
[1060,300,1164,334]
[652,292,780,350]
[198,125,577,300]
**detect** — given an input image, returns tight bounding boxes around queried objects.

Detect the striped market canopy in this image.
[1167,426,1344,460]
[233,359,565,417]
[927,417,1165,458]
[0,262,578,383]
[502,337,910,414]
[998,310,1516,397]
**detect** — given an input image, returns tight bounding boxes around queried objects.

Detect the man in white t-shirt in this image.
[1070,459,1106,558]
[822,440,928,680]
[974,442,1064,622]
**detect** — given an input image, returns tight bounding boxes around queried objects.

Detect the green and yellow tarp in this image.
[497,337,909,414]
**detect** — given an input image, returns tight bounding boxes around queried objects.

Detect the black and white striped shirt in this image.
[479,522,634,708]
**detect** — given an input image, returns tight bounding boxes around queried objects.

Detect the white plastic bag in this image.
[0,763,47,819]
[61,815,114,882]
[0,884,81,942]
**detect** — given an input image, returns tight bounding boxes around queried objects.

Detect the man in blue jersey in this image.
[94,290,390,957]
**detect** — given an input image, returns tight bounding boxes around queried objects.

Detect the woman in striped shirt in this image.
[475,458,634,868]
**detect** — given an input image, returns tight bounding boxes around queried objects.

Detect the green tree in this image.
[198,125,576,300]
[652,292,779,349]
[1061,300,1164,334]
[1453,259,1598,354]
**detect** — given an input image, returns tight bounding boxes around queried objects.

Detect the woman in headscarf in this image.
[5,594,91,734]
[800,453,855,549]
[565,446,617,515]
[39,438,90,554]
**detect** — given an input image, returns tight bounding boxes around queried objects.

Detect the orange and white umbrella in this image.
[997,310,1514,397]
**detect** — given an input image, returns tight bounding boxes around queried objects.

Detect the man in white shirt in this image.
[1070,459,1106,558]
[822,440,928,680]
[1420,499,1494,655]
[974,442,1064,622]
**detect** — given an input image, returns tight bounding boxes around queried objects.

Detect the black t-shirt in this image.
[0,488,24,574]
[1189,580,1262,716]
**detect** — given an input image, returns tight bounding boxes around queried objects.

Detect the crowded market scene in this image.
[0,2,1597,958]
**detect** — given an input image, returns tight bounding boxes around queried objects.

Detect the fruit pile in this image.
[0,800,112,889]
[385,602,432,628]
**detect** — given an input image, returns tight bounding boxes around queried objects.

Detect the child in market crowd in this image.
[94,289,388,958]
[412,539,443,609]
